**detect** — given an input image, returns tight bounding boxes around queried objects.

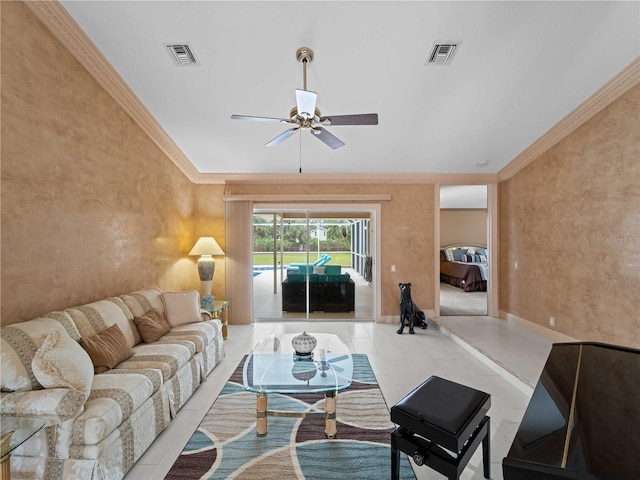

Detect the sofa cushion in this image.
[66,297,141,348]
[1,314,82,392]
[115,342,192,383]
[32,330,94,398]
[161,320,221,353]
[120,288,164,318]
[79,324,135,374]
[133,309,170,343]
[72,373,154,445]
[1,387,87,424]
[161,291,202,327]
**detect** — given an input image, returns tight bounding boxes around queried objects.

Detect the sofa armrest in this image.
[1,388,86,423]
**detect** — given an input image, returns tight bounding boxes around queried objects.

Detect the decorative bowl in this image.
[292,331,317,356]
[291,362,317,383]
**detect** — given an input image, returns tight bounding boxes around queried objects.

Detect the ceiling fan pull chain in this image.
[299,130,303,173]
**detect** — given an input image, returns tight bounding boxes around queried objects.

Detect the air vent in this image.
[426,43,458,65]
[164,43,199,66]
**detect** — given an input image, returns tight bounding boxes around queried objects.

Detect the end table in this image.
[210,300,229,339]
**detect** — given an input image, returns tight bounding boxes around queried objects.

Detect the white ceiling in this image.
[60,1,639,175]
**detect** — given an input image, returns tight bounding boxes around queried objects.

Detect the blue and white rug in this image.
[165,354,415,479]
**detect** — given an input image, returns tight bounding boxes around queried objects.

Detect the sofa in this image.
[0,288,225,480]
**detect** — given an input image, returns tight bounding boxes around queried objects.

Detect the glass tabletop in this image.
[243,333,353,394]
[1,416,46,457]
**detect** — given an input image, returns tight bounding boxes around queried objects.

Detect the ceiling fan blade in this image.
[327,354,350,363]
[321,113,378,126]
[311,127,345,149]
[231,114,290,123]
[295,89,317,119]
[265,127,299,147]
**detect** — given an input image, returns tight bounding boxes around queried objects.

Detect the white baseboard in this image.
[499,311,578,343]
[379,310,436,325]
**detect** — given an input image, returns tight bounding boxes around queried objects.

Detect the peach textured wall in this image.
[440,210,488,248]
[223,183,436,317]
[499,84,640,348]
[1,2,198,325]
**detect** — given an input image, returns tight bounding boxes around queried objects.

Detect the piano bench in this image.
[390,376,491,480]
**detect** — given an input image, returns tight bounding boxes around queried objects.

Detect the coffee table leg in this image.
[324,391,337,439]
[256,393,268,437]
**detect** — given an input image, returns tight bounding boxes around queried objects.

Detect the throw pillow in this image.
[162,290,202,327]
[79,324,134,374]
[32,329,94,398]
[133,308,171,343]
[313,266,326,274]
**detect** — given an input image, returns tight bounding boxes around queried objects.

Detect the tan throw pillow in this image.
[79,324,134,374]
[133,308,170,343]
[162,290,202,327]
[32,329,94,398]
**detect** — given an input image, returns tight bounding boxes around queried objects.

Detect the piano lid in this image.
[503,342,640,480]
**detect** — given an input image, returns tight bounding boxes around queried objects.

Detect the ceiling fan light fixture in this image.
[231,46,378,153]
[295,89,318,119]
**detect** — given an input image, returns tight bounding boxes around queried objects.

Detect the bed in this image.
[440,244,488,292]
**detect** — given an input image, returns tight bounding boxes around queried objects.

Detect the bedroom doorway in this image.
[438,185,488,316]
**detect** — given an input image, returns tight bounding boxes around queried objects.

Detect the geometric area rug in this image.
[165,354,416,479]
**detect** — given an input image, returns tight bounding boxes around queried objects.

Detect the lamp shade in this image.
[189,237,225,256]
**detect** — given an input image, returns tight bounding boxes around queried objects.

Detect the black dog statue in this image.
[397,283,428,334]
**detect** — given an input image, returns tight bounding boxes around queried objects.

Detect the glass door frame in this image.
[253,203,381,322]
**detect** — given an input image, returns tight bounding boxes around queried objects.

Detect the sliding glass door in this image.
[252,206,374,322]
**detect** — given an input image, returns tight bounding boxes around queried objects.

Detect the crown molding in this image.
[24,0,200,182]
[199,172,498,185]
[222,194,392,202]
[498,57,640,182]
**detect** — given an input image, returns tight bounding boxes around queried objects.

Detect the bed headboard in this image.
[441,244,487,251]
[441,244,488,263]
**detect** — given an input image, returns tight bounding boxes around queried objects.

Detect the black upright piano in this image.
[503,342,640,480]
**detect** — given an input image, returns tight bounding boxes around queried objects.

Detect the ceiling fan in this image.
[231,47,378,149]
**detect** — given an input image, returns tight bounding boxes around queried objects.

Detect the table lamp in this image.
[189,236,225,310]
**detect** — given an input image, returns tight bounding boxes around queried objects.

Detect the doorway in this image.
[252,205,376,322]
[438,185,488,316]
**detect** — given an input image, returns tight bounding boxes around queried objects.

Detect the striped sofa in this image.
[0,288,225,480]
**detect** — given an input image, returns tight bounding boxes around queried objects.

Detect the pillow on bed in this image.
[452,249,467,261]
[444,249,454,262]
[476,248,487,256]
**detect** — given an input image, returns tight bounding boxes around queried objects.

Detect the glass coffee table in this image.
[1,416,46,480]
[243,333,353,439]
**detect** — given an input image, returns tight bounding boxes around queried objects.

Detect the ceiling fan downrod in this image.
[296,47,314,91]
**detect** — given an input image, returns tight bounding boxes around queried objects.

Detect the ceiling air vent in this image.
[164,43,199,66]
[426,43,458,65]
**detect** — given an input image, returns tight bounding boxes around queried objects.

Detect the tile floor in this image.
[125,317,562,480]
